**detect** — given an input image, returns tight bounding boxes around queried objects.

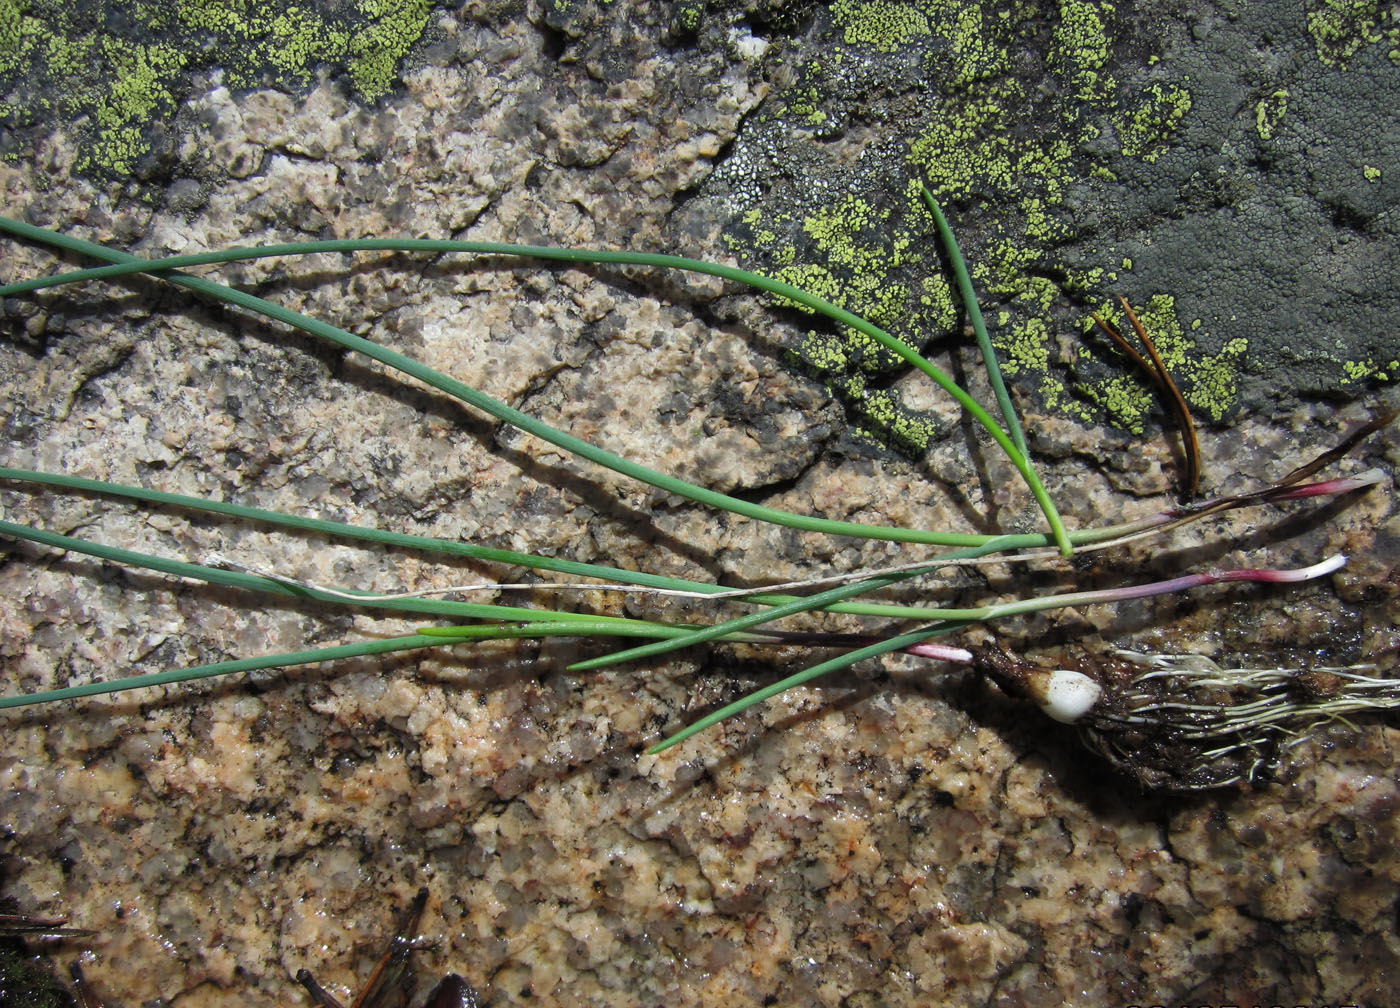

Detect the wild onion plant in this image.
[0,185,1392,790]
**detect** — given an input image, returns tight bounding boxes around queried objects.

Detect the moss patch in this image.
[0,937,70,1008]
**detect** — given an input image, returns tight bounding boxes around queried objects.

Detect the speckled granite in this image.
[2,3,1399,1007]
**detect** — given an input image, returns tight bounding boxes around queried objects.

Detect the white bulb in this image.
[1026,669,1103,724]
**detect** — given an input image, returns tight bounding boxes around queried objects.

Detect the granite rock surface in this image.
[1,3,1398,1006]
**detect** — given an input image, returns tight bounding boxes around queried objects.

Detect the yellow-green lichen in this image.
[349,0,431,99]
[0,0,22,77]
[737,2,1208,445]
[935,0,1010,87]
[734,189,970,450]
[268,9,352,83]
[1342,357,1398,383]
[918,272,958,331]
[673,0,703,33]
[1117,82,1192,162]
[1000,315,1051,378]
[1255,88,1288,141]
[85,38,189,174]
[830,0,1011,85]
[803,197,898,272]
[911,98,1016,195]
[174,0,252,32]
[860,388,942,448]
[787,86,829,126]
[801,329,853,371]
[1051,0,1114,100]
[1188,336,1248,421]
[773,263,846,313]
[766,197,920,338]
[1077,295,1248,429]
[1306,0,1400,67]
[1063,266,1107,292]
[986,275,1058,392]
[831,0,931,52]
[1364,163,1382,181]
[0,0,439,178]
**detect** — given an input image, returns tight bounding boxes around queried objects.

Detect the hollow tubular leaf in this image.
[570,536,1022,671]
[0,215,1072,552]
[919,185,1029,460]
[0,634,451,710]
[644,555,1348,749]
[0,466,1036,620]
[647,625,962,753]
